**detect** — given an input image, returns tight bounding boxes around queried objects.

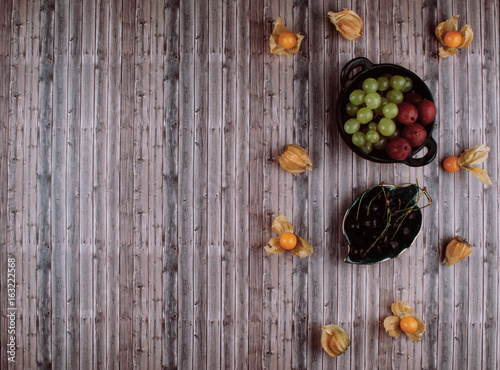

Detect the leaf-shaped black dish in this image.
[343,184,423,264]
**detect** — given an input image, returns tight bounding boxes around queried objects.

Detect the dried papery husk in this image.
[290,236,313,258]
[435,15,459,44]
[383,316,402,338]
[278,144,313,173]
[269,16,304,57]
[444,236,473,265]
[405,316,426,341]
[435,15,473,58]
[457,24,473,48]
[265,236,286,255]
[321,325,351,358]
[391,300,413,318]
[271,214,294,235]
[458,144,493,186]
[459,144,490,166]
[438,46,458,58]
[327,9,363,41]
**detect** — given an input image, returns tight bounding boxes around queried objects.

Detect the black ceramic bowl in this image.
[343,184,423,264]
[337,57,437,167]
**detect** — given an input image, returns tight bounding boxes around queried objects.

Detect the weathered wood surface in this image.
[0,0,499,369]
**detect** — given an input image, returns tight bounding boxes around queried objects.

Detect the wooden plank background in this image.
[0,0,499,369]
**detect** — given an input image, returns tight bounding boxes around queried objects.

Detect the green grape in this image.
[373,136,388,150]
[365,92,382,109]
[352,132,366,147]
[376,76,390,91]
[356,107,373,124]
[389,75,406,90]
[382,102,398,119]
[345,102,359,117]
[374,97,389,115]
[365,129,380,144]
[367,122,378,131]
[344,119,361,134]
[362,78,379,93]
[360,142,373,154]
[349,89,366,106]
[386,89,404,104]
[377,118,396,136]
[402,76,413,93]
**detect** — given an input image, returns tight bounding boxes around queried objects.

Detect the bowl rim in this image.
[342,184,423,265]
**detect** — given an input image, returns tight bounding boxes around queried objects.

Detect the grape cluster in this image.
[344,75,413,154]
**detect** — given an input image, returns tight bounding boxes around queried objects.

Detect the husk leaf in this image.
[458,24,474,48]
[391,301,413,318]
[435,15,459,44]
[269,16,304,57]
[278,144,313,173]
[405,316,426,341]
[265,237,286,255]
[291,236,313,258]
[444,236,473,265]
[321,325,350,358]
[462,166,493,186]
[383,316,402,338]
[327,9,363,41]
[271,214,294,235]
[439,46,458,58]
[458,144,490,166]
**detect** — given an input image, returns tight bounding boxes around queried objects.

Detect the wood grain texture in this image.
[1,0,500,369]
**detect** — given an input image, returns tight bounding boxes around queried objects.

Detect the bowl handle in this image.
[403,137,437,167]
[340,57,374,88]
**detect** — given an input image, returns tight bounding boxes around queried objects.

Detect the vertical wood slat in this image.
[452,1,470,369]
[66,0,82,367]
[207,0,222,369]
[261,2,279,370]
[52,0,69,367]
[421,1,440,369]
[80,0,95,368]
[481,1,499,369]
[248,0,264,366]
[307,0,325,367]
[23,0,40,367]
[93,0,109,368]
[436,0,455,368]
[148,0,164,368]
[37,0,55,368]
[220,0,237,368]
[177,0,195,367]
[322,0,340,368]
[163,0,180,368]
[106,0,122,367]
[0,1,11,367]
[465,3,484,369]
[8,1,27,369]
[234,0,250,367]
[119,0,135,366]
[193,0,209,368]
[292,1,309,369]
[277,1,294,369]
[132,1,150,368]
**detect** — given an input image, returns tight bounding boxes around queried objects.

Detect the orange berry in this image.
[444,31,462,48]
[278,32,297,49]
[443,156,460,173]
[400,316,418,334]
[279,232,297,250]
